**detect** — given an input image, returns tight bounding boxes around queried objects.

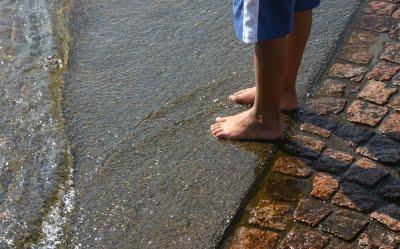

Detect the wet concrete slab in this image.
[62,0,364,248]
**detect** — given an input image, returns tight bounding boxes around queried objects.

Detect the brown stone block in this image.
[307,97,347,115]
[388,95,400,111]
[311,172,340,200]
[248,200,293,231]
[358,80,397,105]
[358,222,400,248]
[278,229,329,249]
[347,100,389,126]
[294,198,332,226]
[371,204,400,232]
[329,63,368,81]
[393,9,400,19]
[229,227,279,249]
[359,14,391,32]
[344,158,389,187]
[380,42,400,64]
[316,79,346,97]
[365,1,397,15]
[349,30,378,45]
[332,183,377,212]
[272,155,313,178]
[340,44,373,64]
[378,111,400,141]
[368,61,400,81]
[266,173,309,202]
[300,123,332,138]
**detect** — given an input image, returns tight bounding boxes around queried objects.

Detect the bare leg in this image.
[228,10,313,110]
[211,36,287,140]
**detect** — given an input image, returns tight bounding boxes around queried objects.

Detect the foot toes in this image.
[212,128,224,135]
[215,117,227,122]
[215,131,228,139]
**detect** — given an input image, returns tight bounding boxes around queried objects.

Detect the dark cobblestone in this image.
[349,30,378,45]
[285,134,326,159]
[358,80,397,105]
[371,204,400,232]
[306,97,347,115]
[332,182,377,212]
[248,200,293,231]
[335,123,374,147]
[380,177,400,202]
[388,95,400,111]
[367,61,400,81]
[365,1,397,16]
[311,172,340,200]
[293,198,332,226]
[344,158,389,187]
[278,229,329,249]
[229,227,279,249]
[356,135,400,164]
[266,173,309,202]
[358,222,400,248]
[359,14,391,32]
[391,72,400,85]
[272,155,313,178]
[378,111,400,141]
[380,42,400,64]
[340,44,373,64]
[319,209,369,241]
[300,123,331,138]
[314,149,354,174]
[316,79,346,97]
[329,63,368,81]
[347,99,389,126]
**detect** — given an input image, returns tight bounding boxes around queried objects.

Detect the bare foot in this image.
[229,87,299,111]
[210,108,283,141]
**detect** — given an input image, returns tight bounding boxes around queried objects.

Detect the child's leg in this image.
[228,10,313,109]
[211,36,287,140]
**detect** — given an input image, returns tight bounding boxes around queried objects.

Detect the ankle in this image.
[250,107,282,127]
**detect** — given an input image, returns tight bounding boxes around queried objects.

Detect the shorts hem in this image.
[294,0,321,12]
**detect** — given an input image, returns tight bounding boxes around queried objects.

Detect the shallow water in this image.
[0,0,73,247]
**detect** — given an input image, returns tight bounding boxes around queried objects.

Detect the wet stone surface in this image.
[380,42,400,64]
[356,135,400,164]
[319,209,369,241]
[378,111,400,141]
[278,229,329,249]
[349,30,378,45]
[359,14,391,32]
[344,158,389,187]
[285,134,326,159]
[311,172,340,200]
[357,80,397,105]
[370,204,400,232]
[380,177,400,202]
[271,156,313,178]
[340,44,373,64]
[314,149,354,174]
[306,97,347,115]
[358,222,400,248]
[393,72,400,85]
[293,198,332,227]
[364,1,397,16]
[329,63,368,81]
[248,200,293,231]
[315,79,346,97]
[266,173,309,202]
[332,182,377,212]
[347,99,389,126]
[334,123,374,147]
[229,227,279,249]
[388,95,400,111]
[367,61,400,81]
[300,123,332,138]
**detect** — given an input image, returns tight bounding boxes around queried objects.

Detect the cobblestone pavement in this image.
[225,1,400,248]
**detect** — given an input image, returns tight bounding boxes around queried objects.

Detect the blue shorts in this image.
[233,0,321,43]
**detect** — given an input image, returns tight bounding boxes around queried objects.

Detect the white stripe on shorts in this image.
[242,0,259,43]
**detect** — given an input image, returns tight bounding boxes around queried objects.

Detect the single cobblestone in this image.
[316,79,346,97]
[378,111,400,141]
[294,198,332,226]
[311,172,340,200]
[272,155,313,178]
[380,42,400,64]
[388,95,400,111]
[347,99,389,126]
[248,200,293,231]
[358,222,400,249]
[300,123,331,138]
[278,229,329,249]
[365,1,397,15]
[393,9,400,19]
[335,123,374,147]
[380,177,400,202]
[319,209,369,241]
[344,158,389,187]
[266,173,309,202]
[371,204,400,232]
[229,227,279,249]
[389,23,400,41]
[367,61,400,81]
[359,14,391,32]
[325,238,357,249]
[314,149,354,174]
[349,30,378,45]
[356,135,400,164]
[340,44,373,64]
[329,63,368,81]
[332,182,376,212]
[306,97,347,115]
[286,134,326,159]
[358,80,397,105]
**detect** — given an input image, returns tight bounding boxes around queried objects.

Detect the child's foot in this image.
[229,87,299,111]
[210,108,283,141]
